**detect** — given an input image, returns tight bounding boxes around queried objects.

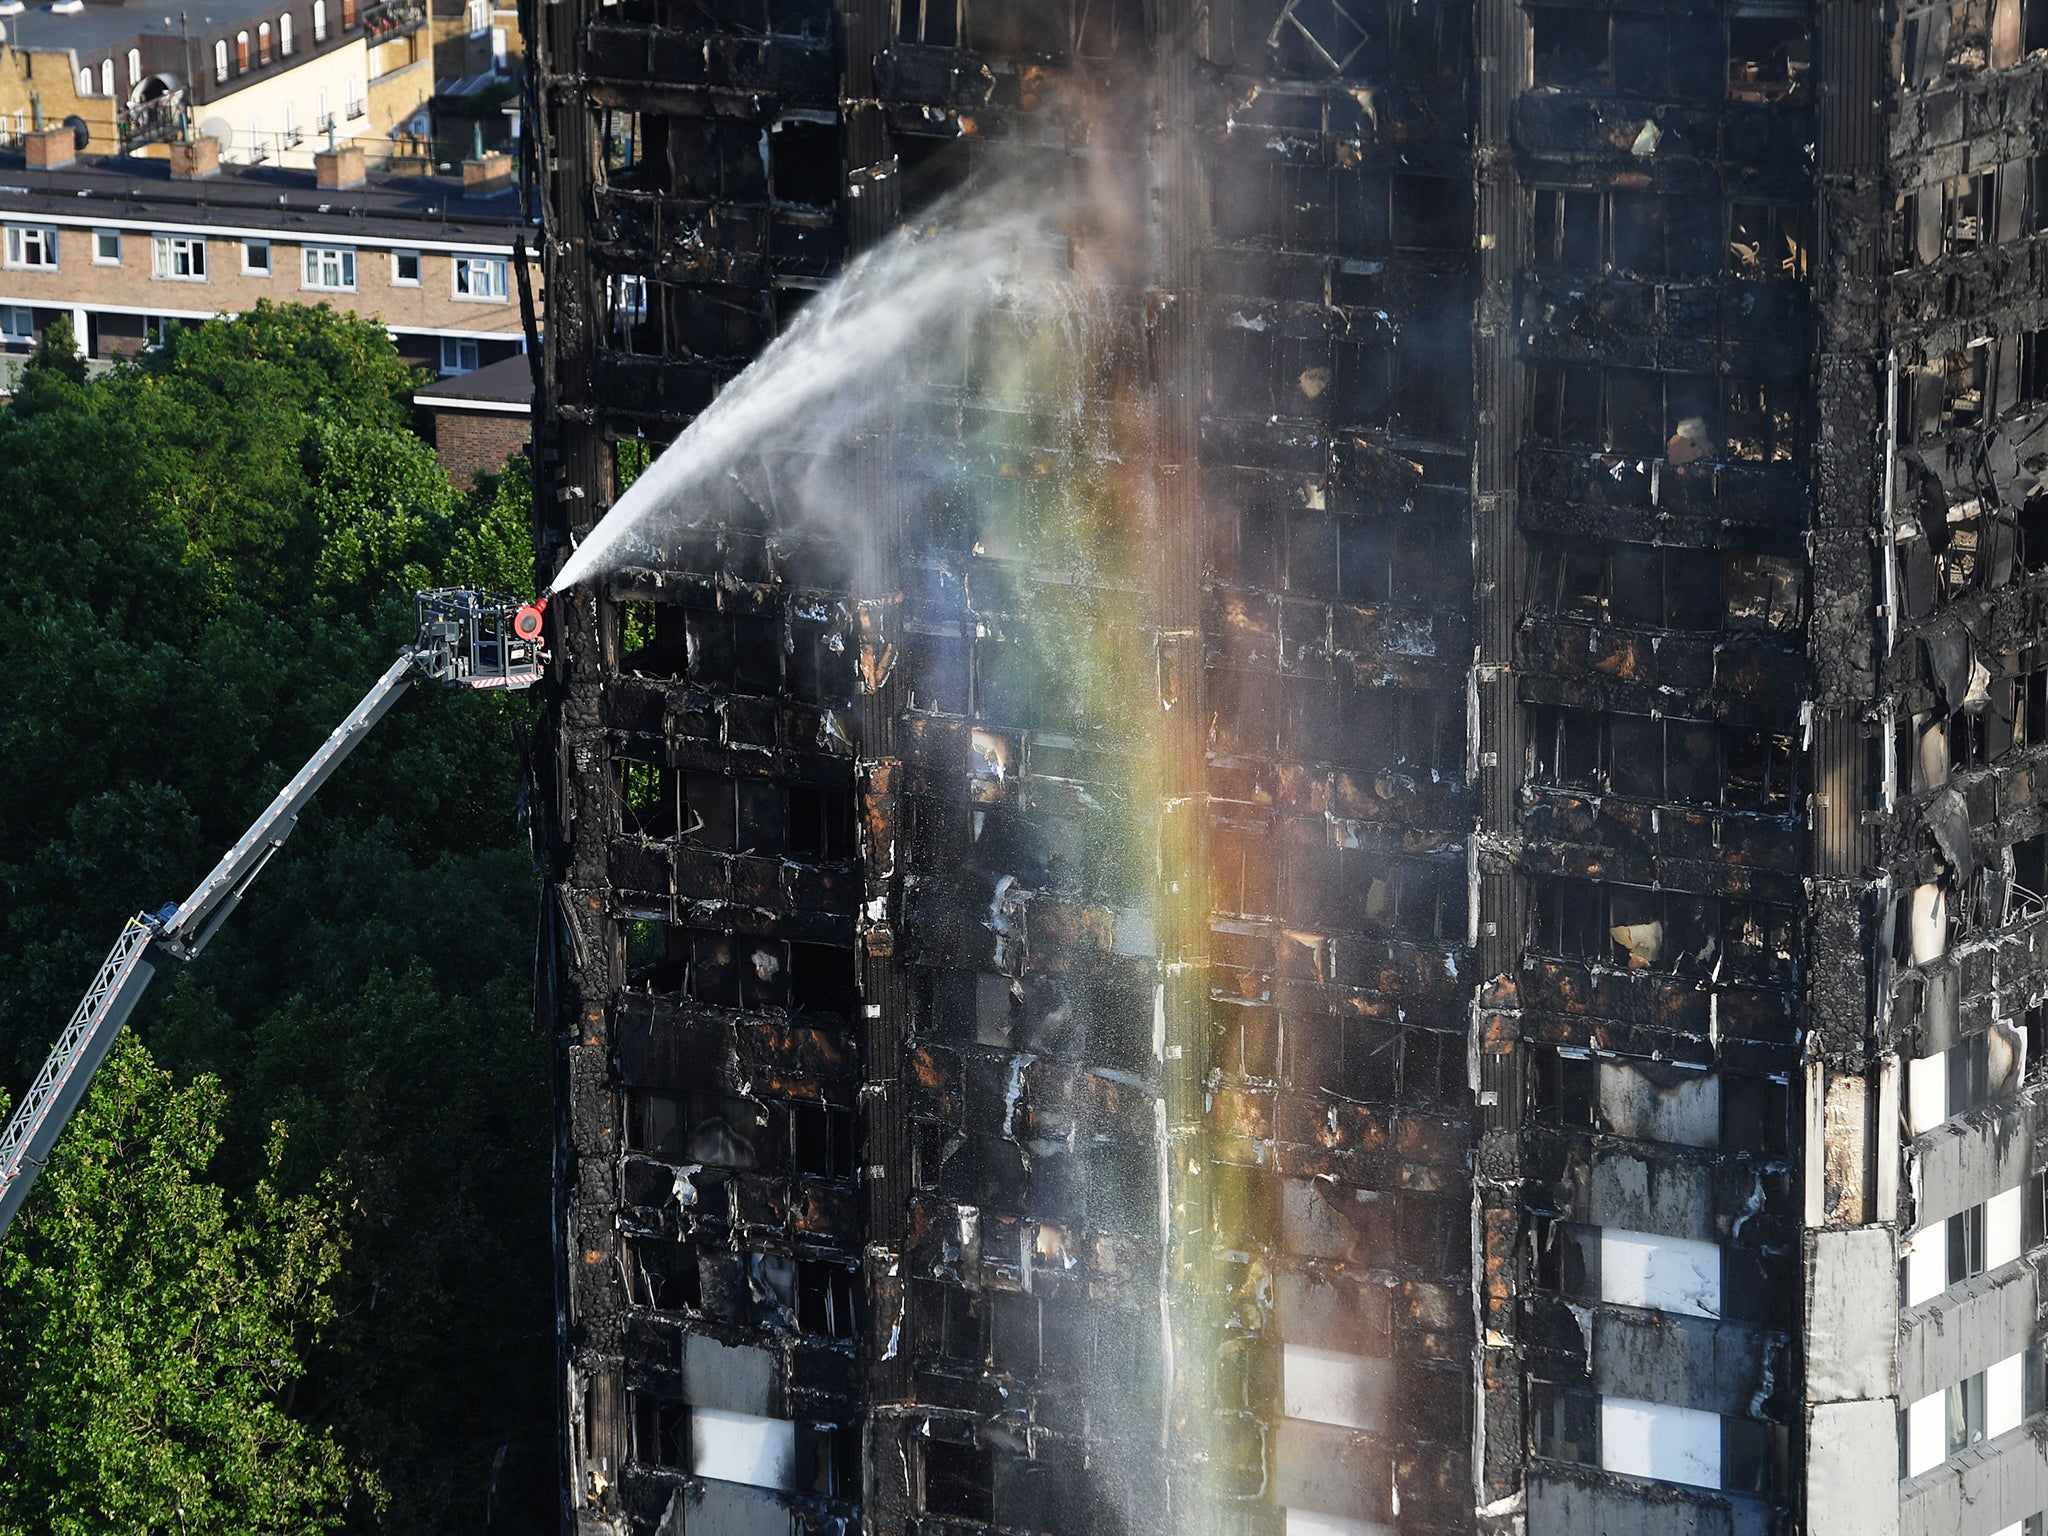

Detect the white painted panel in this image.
[1991,1524,2022,1536]
[1599,1229,1721,1318]
[1986,1187,2022,1269]
[1282,1345,1391,1431]
[1910,883,1948,964]
[1905,1391,1945,1477]
[691,1408,796,1492]
[1285,1511,1394,1536]
[1906,1051,1948,1135]
[1902,1229,1945,1308]
[1988,1352,2023,1438]
[1599,1062,1719,1148]
[1600,1397,1721,1489]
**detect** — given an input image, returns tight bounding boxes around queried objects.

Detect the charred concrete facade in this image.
[524,0,2048,1532]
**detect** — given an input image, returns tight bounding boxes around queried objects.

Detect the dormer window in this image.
[258,22,271,61]
[214,39,228,81]
[280,11,294,51]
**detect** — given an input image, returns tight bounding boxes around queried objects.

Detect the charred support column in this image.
[838,0,917,1517]
[1154,0,1212,1530]
[1801,0,1899,1528]
[1469,0,1527,1521]
[531,0,631,1517]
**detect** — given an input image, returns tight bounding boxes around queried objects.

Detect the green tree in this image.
[24,313,87,386]
[0,303,553,1532]
[0,1036,360,1534]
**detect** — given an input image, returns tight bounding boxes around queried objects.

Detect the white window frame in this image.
[0,305,33,343]
[100,58,114,96]
[280,11,294,53]
[466,0,488,35]
[78,68,93,96]
[302,244,357,291]
[453,253,508,301]
[440,336,481,374]
[4,225,59,270]
[392,249,422,286]
[93,229,121,265]
[151,233,208,281]
[313,0,327,41]
[214,39,229,82]
[128,47,142,86]
[242,238,272,275]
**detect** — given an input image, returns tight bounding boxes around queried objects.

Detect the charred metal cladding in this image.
[524,0,2048,1527]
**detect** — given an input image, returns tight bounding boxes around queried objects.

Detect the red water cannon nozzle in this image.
[512,597,548,644]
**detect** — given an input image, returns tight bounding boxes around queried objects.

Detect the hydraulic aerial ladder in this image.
[0,588,549,1241]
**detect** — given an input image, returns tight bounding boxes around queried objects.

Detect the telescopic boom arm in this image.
[0,588,546,1241]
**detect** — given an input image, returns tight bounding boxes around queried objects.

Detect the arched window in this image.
[78,67,92,95]
[340,0,355,27]
[258,22,271,61]
[213,40,229,81]
[128,47,142,86]
[280,12,294,52]
[235,31,250,70]
[313,0,326,41]
[100,58,114,96]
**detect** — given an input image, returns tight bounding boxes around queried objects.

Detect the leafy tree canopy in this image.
[0,304,553,1533]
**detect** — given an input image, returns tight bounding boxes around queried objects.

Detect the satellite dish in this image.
[63,113,88,149]
[198,115,233,147]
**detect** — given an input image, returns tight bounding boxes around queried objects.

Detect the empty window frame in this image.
[1895,336,2035,440]
[1529,6,1724,98]
[795,1259,860,1340]
[1522,541,1805,636]
[788,1101,857,1179]
[1528,706,1800,811]
[624,1233,703,1311]
[1527,364,1799,462]
[1529,1051,1793,1156]
[627,1086,768,1167]
[1357,856,1470,942]
[897,0,957,44]
[1528,876,1797,981]
[1335,516,1462,606]
[1895,0,2039,85]
[1389,172,1470,253]
[595,111,768,201]
[1528,188,1723,278]
[1727,14,1812,100]
[1728,202,1813,282]
[628,1390,692,1469]
[1891,158,2042,268]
